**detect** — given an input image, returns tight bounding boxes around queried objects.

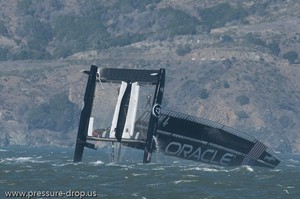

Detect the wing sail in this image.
[99,68,160,84]
[143,69,165,163]
[123,82,140,139]
[73,65,98,162]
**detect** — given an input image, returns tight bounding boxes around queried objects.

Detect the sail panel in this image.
[123,82,140,138]
[110,81,128,138]
[143,68,165,163]
[74,65,98,162]
[87,117,94,137]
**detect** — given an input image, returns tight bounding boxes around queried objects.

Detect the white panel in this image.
[122,82,140,138]
[110,81,127,138]
[87,117,94,137]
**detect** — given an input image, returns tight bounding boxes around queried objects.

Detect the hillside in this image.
[0,0,300,153]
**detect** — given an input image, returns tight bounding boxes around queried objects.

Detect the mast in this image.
[143,68,165,163]
[73,65,98,162]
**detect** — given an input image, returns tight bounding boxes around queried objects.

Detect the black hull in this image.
[133,110,280,168]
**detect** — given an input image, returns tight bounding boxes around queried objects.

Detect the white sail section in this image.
[87,117,94,136]
[122,82,140,139]
[110,81,128,138]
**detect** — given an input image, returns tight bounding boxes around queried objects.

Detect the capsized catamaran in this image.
[73,65,280,168]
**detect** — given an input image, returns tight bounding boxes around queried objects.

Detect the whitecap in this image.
[146,182,165,187]
[173,180,196,184]
[183,166,229,173]
[88,174,99,179]
[152,167,165,171]
[89,160,104,166]
[0,149,8,152]
[241,165,254,172]
[4,156,49,164]
[286,186,295,189]
[0,180,8,184]
[5,157,33,163]
[132,173,147,177]
[286,164,296,168]
[51,162,74,167]
[283,189,290,194]
[184,174,197,178]
[287,159,299,164]
[16,157,33,161]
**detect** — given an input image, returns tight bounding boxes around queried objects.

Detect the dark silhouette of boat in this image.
[74,65,280,168]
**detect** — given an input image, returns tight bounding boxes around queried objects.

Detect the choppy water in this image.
[1,147,299,199]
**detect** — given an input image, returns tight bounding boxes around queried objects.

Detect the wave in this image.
[0,149,8,152]
[151,166,165,171]
[89,160,104,166]
[240,165,254,172]
[287,158,299,164]
[181,164,254,173]
[3,156,48,164]
[173,179,197,184]
[51,162,75,167]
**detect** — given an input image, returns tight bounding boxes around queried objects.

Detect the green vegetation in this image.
[53,14,110,57]
[0,0,295,65]
[199,88,209,99]
[220,35,234,42]
[236,95,249,106]
[283,51,298,64]
[176,44,192,56]
[244,34,281,56]
[0,23,8,36]
[223,81,230,88]
[235,111,249,120]
[0,47,9,61]
[199,3,248,30]
[10,1,201,59]
[279,115,293,128]
[113,0,161,12]
[157,8,200,38]
[28,92,79,132]
[244,33,266,47]
[267,41,281,56]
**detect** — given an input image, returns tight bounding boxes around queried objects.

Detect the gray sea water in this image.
[1,146,299,199]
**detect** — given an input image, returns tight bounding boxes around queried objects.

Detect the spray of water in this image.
[153,136,159,153]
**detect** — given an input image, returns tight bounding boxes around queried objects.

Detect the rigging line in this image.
[145,94,152,109]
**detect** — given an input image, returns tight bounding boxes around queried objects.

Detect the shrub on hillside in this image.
[175,44,192,56]
[283,51,298,64]
[199,88,209,99]
[236,95,249,106]
[244,33,266,47]
[267,41,281,56]
[199,3,248,29]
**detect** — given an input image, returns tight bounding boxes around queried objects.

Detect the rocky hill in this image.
[0,0,299,153]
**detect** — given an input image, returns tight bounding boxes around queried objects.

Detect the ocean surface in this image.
[1,146,299,199]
